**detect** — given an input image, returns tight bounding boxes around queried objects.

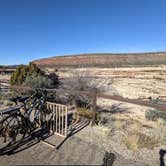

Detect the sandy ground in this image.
[0,122,165,166]
[0,74,10,83]
[58,66,166,98]
[57,66,166,165]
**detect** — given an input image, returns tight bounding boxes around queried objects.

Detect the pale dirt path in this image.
[0,126,151,166]
[0,135,105,166]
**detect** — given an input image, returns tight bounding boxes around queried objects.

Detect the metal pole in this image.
[91,88,97,126]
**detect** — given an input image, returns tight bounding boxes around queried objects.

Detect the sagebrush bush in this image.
[145,109,159,121]
[145,109,166,122]
[96,113,109,126]
[10,62,44,85]
[23,75,54,89]
[60,69,105,108]
[10,62,59,89]
[138,133,160,149]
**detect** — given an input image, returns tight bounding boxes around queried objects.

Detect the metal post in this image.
[91,88,97,126]
[56,105,58,133]
[53,104,55,133]
[65,106,68,137]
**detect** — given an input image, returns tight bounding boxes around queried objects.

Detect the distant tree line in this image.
[0,65,17,69]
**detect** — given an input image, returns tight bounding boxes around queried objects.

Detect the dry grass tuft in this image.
[3,100,13,107]
[77,107,93,119]
[114,120,126,130]
[124,133,139,150]
[123,131,160,150]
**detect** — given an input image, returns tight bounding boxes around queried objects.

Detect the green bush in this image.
[23,75,54,89]
[10,62,59,89]
[46,73,59,87]
[145,109,166,121]
[10,62,43,85]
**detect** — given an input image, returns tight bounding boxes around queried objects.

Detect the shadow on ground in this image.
[56,118,90,149]
[0,118,90,156]
[102,151,116,166]
[160,149,166,166]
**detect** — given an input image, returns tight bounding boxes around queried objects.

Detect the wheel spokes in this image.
[0,115,24,151]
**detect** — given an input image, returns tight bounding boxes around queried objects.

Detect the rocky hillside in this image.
[33,52,166,68]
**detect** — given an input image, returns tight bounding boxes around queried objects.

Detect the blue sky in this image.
[0,0,166,65]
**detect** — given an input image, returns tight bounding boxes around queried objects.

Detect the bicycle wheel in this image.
[0,114,26,153]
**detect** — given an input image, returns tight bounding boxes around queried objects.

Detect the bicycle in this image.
[0,89,48,154]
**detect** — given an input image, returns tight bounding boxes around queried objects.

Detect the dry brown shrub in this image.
[123,131,160,150]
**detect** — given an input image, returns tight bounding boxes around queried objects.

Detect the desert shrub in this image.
[10,62,44,85]
[145,109,166,122]
[157,118,166,125]
[77,107,93,119]
[123,132,160,150]
[23,75,54,89]
[10,62,60,90]
[138,133,160,149]
[158,111,166,121]
[114,120,126,130]
[127,119,142,131]
[109,103,127,114]
[124,133,139,150]
[60,69,105,107]
[46,73,59,87]
[77,107,100,123]
[75,97,91,108]
[97,113,109,126]
[95,113,102,125]
[145,110,158,121]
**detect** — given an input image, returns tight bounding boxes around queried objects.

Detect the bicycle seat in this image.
[9,96,22,104]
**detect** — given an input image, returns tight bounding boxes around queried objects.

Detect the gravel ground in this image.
[76,125,166,166]
[0,136,105,165]
[0,124,165,165]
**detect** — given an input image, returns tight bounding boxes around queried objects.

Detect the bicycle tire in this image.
[0,113,26,154]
